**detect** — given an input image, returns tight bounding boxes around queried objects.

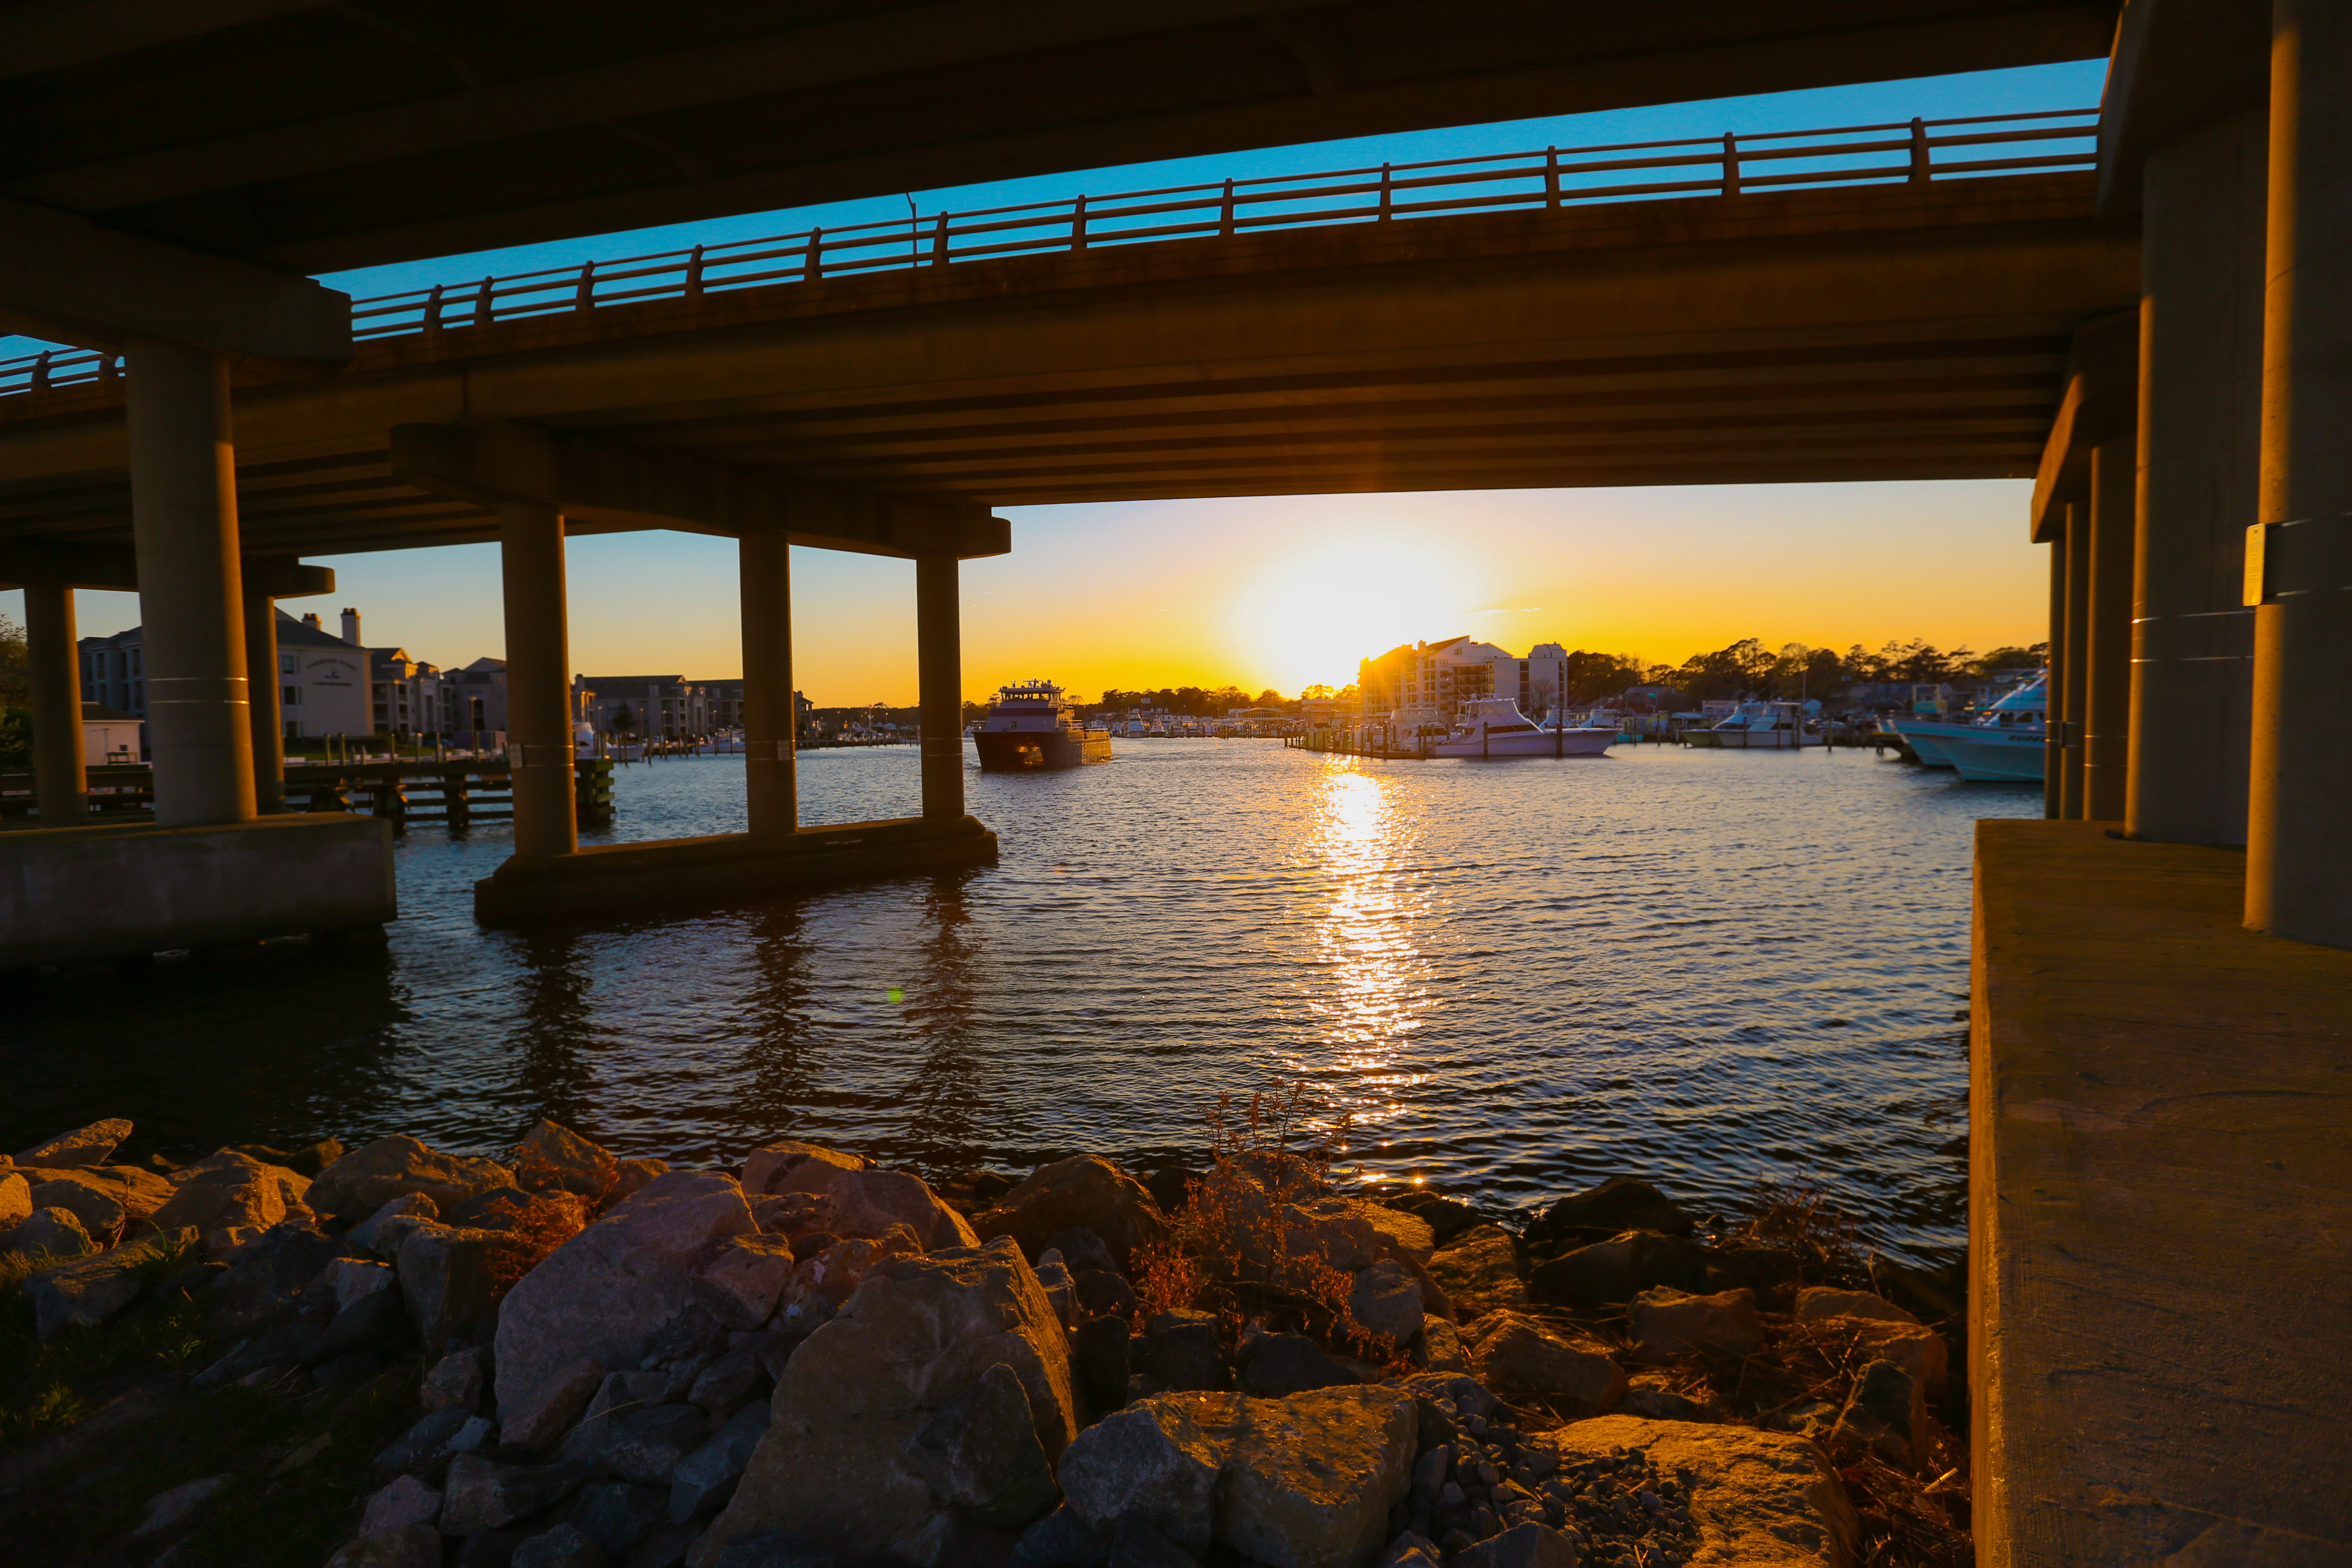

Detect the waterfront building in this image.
[1360,637,1575,723]
[573,675,711,740]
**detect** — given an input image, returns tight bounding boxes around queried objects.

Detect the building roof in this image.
[80,701,137,720]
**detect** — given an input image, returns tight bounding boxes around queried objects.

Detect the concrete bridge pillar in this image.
[244,581,285,812]
[125,338,256,827]
[740,532,797,837]
[2248,0,2352,946]
[915,556,963,820]
[2130,108,2265,847]
[498,501,577,858]
[2044,540,2066,818]
[2085,441,2136,820]
[2060,503,2091,818]
[23,580,86,826]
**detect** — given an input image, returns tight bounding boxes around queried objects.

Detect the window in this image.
[283,686,302,706]
[281,653,297,673]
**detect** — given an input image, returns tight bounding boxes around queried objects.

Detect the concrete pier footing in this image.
[498,502,577,860]
[0,814,396,968]
[23,579,85,828]
[739,532,796,837]
[471,813,997,926]
[1971,820,2352,1565]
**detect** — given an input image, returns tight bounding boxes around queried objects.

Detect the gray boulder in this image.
[568,1481,667,1555]
[1140,1312,1229,1394]
[1452,1523,1576,1568]
[512,1521,609,1568]
[1465,1312,1627,1414]
[423,1345,492,1412]
[134,1472,230,1537]
[16,1117,132,1168]
[1108,1516,1201,1568]
[688,1336,777,1418]
[1832,1359,1927,1470]
[206,1221,339,1335]
[741,1140,976,1253]
[350,1193,440,1256]
[1058,1392,1240,1555]
[396,1220,514,1349]
[375,1405,496,1476]
[695,1235,1079,1567]
[26,1227,196,1340]
[969,1156,1169,1272]
[596,1403,712,1486]
[1628,1284,1766,1363]
[901,1360,1059,1530]
[1217,1386,1417,1568]
[304,1283,417,1365]
[0,1172,28,1230]
[515,1120,619,1199]
[709,1530,836,1568]
[325,1526,443,1568]
[310,1135,516,1223]
[1349,1260,1425,1346]
[149,1149,313,1243]
[31,1176,125,1239]
[359,1475,442,1534]
[1238,1333,1355,1398]
[442,1453,585,1534]
[495,1170,757,1436]
[4,1206,94,1264]
[670,1401,772,1521]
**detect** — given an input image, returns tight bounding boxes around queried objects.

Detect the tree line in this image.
[1594,636,2046,706]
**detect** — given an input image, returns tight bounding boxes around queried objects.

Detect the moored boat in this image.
[1896,674,2046,782]
[1431,696,1613,757]
[973,680,1114,770]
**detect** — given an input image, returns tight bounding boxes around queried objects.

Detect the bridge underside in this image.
[0,173,2136,553]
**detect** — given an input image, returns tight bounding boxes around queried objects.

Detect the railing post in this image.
[574,260,595,311]
[1220,178,1236,237]
[1722,134,1741,197]
[1545,147,1560,209]
[100,353,120,386]
[804,228,823,282]
[1909,117,1932,184]
[31,351,50,392]
[931,213,950,265]
[423,283,445,332]
[1072,195,1088,250]
[472,276,494,328]
[1379,162,1393,220]
[685,244,706,296]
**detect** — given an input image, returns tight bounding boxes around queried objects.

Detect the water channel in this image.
[4,741,2036,1267]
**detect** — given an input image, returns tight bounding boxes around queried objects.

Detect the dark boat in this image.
[973,680,1114,770]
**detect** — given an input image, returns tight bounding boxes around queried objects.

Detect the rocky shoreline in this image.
[0,1109,1969,1568]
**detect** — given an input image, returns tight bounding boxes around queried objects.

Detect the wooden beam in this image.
[388,420,1009,559]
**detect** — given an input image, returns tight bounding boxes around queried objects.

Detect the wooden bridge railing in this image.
[0,107,2097,397]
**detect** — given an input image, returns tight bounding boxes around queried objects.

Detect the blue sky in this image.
[8,56,2105,702]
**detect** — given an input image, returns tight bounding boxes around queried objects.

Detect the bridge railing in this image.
[1,108,2096,397]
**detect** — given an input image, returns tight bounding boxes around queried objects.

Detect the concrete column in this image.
[2060,504,2091,818]
[243,583,284,812]
[739,532,797,837]
[23,581,86,826]
[2131,109,2265,846]
[2084,441,2136,820]
[915,555,963,820]
[498,502,577,858]
[2044,541,2065,818]
[124,338,254,826]
[2248,0,2352,944]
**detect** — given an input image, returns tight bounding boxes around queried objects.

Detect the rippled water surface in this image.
[6,742,2036,1265]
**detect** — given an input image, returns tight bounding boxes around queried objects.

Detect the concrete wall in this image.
[0,813,396,967]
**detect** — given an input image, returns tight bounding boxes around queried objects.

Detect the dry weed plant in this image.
[483,1191,591,1294]
[1729,1174,1866,1284]
[1131,1082,1400,1362]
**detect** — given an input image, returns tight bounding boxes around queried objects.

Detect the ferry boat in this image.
[973,680,1114,770]
[1431,696,1614,757]
[1894,674,2046,782]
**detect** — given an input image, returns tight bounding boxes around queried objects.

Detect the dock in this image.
[1,757,616,835]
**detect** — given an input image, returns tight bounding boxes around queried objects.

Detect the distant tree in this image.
[0,612,26,709]
[1300,684,1336,701]
[1969,643,2047,677]
[610,702,636,732]
[1256,688,1284,706]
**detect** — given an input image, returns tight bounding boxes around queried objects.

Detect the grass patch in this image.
[0,1235,210,1448]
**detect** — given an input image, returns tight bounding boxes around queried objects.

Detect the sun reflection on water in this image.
[1294,760,1430,1152]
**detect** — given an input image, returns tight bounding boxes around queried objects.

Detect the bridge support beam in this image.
[2060,503,2091,819]
[741,532,796,837]
[2043,541,2065,818]
[244,580,284,812]
[23,581,85,827]
[2247,0,2352,947]
[498,502,577,859]
[2129,108,2264,847]
[916,556,963,820]
[2085,441,2135,820]
[125,337,255,828]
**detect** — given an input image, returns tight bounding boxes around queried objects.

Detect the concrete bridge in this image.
[2,4,2349,1557]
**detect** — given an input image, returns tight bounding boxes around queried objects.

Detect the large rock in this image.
[443,1454,585,1534]
[30,1177,125,1239]
[150,1149,314,1243]
[1218,1385,1417,1568]
[207,1220,338,1335]
[695,1234,1079,1567]
[1425,1225,1526,1318]
[16,1117,132,1168]
[1348,1261,1425,1347]
[1534,1415,1859,1568]
[4,1206,94,1262]
[350,1193,439,1256]
[0,1172,28,1230]
[1795,1287,1920,1327]
[1059,1392,1241,1554]
[742,1141,976,1254]
[1190,1165,1446,1311]
[1831,1360,1927,1470]
[1465,1312,1626,1414]
[971,1156,1170,1272]
[396,1220,514,1350]
[310,1135,517,1223]
[25,1228,197,1339]
[775,1231,923,1334]
[903,1360,1061,1530]
[702,1234,799,1330]
[18,1163,176,1223]
[516,1120,620,1199]
[672,1401,773,1522]
[1526,1230,1712,1311]
[495,1170,758,1435]
[1523,1177,1695,1260]
[1628,1285,1767,1363]
[325,1527,442,1568]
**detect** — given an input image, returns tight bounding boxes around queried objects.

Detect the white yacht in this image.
[1432,696,1614,757]
[1687,700,1817,748]
[1896,675,2046,782]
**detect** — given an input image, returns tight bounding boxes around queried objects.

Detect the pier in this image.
[0,757,617,835]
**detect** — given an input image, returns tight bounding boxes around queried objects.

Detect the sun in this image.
[1226,531,1481,693]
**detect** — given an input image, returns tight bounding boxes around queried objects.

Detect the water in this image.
[3,742,2036,1267]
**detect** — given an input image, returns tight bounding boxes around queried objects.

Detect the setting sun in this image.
[1225,529,1486,694]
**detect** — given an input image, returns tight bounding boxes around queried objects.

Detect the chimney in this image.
[302,612,321,630]
[341,607,361,645]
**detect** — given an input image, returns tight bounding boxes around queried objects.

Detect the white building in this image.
[1359,637,1579,723]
